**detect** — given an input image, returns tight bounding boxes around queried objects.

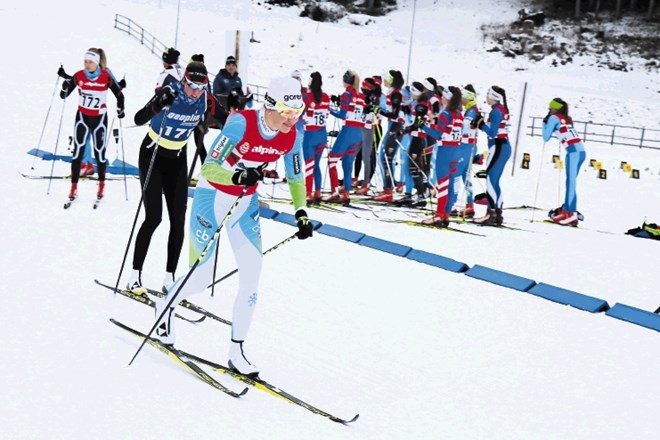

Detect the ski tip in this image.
[239,387,249,396]
[338,413,360,424]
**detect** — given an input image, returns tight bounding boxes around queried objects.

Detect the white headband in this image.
[409,84,422,96]
[487,87,503,102]
[84,51,100,65]
[422,80,434,92]
[442,88,453,100]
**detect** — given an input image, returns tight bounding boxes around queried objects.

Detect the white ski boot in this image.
[228,339,259,377]
[162,272,175,293]
[126,269,147,295]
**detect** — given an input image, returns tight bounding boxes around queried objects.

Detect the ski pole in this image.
[530,141,547,223]
[128,186,250,366]
[382,134,395,192]
[119,118,128,200]
[211,241,220,298]
[188,147,200,185]
[112,115,168,294]
[46,97,68,196]
[32,76,61,170]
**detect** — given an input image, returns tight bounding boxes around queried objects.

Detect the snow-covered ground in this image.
[1,1,660,439]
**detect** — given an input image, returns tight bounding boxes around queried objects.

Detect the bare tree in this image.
[615,0,623,17]
[576,0,581,17]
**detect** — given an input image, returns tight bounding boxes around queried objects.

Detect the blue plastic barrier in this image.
[259,207,279,220]
[316,224,365,243]
[406,249,469,273]
[464,264,536,292]
[273,211,322,230]
[528,283,609,313]
[606,303,660,332]
[358,235,412,257]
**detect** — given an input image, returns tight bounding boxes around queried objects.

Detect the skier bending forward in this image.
[155,76,314,377]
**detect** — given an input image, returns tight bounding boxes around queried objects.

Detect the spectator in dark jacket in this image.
[212,55,247,111]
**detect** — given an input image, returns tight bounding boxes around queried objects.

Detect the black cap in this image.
[225,55,237,65]
[185,62,208,84]
[162,47,180,65]
[342,70,355,85]
[191,53,205,63]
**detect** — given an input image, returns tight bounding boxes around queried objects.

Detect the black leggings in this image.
[408,136,429,197]
[132,135,188,274]
[71,112,108,183]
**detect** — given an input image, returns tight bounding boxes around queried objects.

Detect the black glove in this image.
[471,114,484,129]
[403,125,415,134]
[295,209,313,240]
[117,107,125,119]
[155,87,177,110]
[118,78,127,89]
[328,130,339,138]
[59,81,69,99]
[227,93,240,110]
[402,105,412,116]
[245,92,254,103]
[57,66,68,78]
[542,111,551,124]
[231,166,265,187]
[470,113,484,128]
[414,103,428,118]
[330,95,341,105]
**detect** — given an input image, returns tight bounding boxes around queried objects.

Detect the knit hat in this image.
[342,70,356,86]
[184,62,208,84]
[225,55,237,65]
[162,47,180,65]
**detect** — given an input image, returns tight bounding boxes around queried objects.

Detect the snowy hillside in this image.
[2,1,660,439]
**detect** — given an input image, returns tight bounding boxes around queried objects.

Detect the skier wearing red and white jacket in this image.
[542,98,586,227]
[59,48,125,200]
[154,77,313,377]
[420,86,464,227]
[323,70,365,204]
[472,85,512,226]
[302,71,330,203]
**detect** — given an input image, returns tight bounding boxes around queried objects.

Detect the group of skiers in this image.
[55,48,586,377]
[296,69,586,228]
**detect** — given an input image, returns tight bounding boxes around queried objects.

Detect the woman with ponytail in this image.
[452,84,480,218]
[419,86,464,227]
[542,98,586,226]
[302,72,330,203]
[58,48,125,201]
[322,69,365,204]
[371,69,405,202]
[472,85,512,226]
